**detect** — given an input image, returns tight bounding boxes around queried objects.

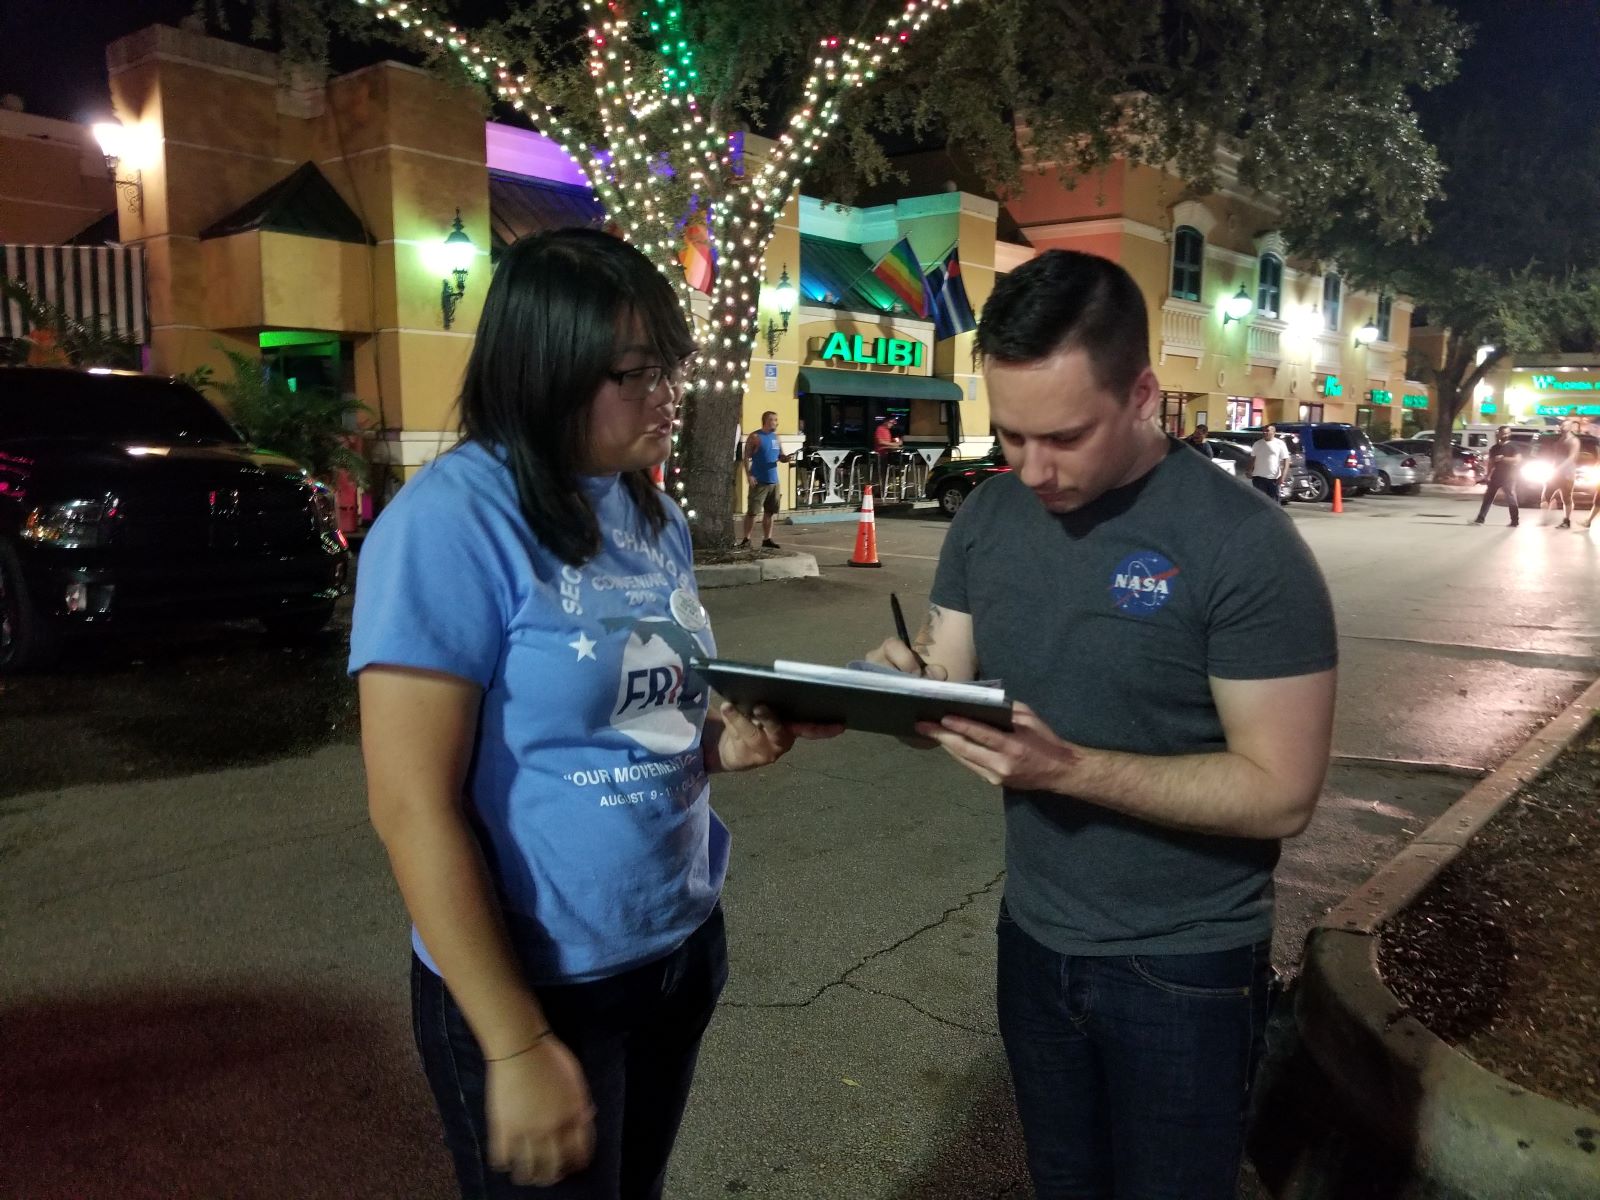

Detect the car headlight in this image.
[1578,464,1599,488]
[20,497,119,548]
[1521,461,1555,486]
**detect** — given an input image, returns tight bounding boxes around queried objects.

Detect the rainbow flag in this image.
[871,236,927,318]
[679,221,715,294]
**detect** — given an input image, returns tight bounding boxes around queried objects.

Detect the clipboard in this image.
[691,657,1013,738]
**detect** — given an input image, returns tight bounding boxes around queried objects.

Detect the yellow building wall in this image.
[104,24,486,479]
[0,112,116,243]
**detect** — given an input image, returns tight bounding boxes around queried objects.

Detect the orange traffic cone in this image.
[1331,478,1344,513]
[848,485,882,568]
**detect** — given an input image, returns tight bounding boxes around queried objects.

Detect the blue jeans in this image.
[996,904,1271,1200]
[412,905,727,1200]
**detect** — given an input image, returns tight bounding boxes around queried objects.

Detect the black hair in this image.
[458,228,695,567]
[975,250,1150,397]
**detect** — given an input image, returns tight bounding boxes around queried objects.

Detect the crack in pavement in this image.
[842,979,996,1038]
[721,868,1007,1016]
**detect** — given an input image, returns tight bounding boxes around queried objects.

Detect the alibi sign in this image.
[816,333,925,368]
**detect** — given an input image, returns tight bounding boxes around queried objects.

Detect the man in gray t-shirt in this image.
[869,251,1337,1200]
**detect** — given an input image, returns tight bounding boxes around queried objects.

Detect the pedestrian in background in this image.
[1248,424,1289,503]
[1473,425,1522,526]
[1186,423,1215,458]
[738,409,790,550]
[868,250,1337,1200]
[350,228,835,1200]
[1545,419,1581,529]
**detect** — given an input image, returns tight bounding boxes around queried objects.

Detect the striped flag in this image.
[925,249,977,341]
[870,236,927,318]
[678,221,715,294]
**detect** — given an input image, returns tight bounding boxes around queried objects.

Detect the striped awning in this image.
[0,243,148,344]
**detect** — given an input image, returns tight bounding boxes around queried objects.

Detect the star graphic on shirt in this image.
[568,633,597,662]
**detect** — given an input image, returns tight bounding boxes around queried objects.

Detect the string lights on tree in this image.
[349,0,965,541]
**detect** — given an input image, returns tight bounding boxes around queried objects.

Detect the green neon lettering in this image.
[821,332,851,362]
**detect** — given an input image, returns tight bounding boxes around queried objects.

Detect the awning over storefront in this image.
[796,366,963,402]
[1,242,148,343]
[489,171,605,256]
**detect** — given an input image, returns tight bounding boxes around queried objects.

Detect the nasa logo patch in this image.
[1108,551,1180,616]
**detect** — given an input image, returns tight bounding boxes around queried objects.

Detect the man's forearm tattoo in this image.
[915,604,942,656]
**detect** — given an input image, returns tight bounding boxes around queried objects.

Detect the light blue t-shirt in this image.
[349,441,726,984]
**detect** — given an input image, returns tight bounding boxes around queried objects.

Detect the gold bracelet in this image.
[485,1028,554,1063]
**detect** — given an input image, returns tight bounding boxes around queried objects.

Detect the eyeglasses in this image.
[607,359,694,400]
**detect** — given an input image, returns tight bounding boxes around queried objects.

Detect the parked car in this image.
[1384,438,1481,484]
[1369,444,1420,495]
[1505,433,1600,510]
[1204,439,1295,503]
[1207,429,1316,501]
[1249,423,1378,501]
[925,441,1011,515]
[0,367,352,671]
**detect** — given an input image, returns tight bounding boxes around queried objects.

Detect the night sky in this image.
[3,0,1596,150]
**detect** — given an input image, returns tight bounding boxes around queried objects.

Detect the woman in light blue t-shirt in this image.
[351,229,834,1198]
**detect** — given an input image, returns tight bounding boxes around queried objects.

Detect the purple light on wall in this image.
[485,122,589,188]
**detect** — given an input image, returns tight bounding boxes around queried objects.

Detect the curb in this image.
[695,551,820,589]
[1296,675,1600,1196]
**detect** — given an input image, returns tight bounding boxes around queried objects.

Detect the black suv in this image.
[1,368,351,670]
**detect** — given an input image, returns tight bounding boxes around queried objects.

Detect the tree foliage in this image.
[1309,98,1600,463]
[212,348,370,483]
[0,278,140,370]
[231,0,1465,538]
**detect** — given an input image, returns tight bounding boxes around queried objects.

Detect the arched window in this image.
[1171,226,1204,302]
[1323,273,1343,332]
[1256,253,1283,319]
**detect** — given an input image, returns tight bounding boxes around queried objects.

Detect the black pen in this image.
[890,592,927,674]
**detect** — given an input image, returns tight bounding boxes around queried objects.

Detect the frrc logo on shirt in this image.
[1108,551,1180,616]
[609,618,706,754]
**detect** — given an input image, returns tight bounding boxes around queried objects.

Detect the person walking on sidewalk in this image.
[739,410,790,549]
[866,250,1337,1200]
[350,229,836,1199]
[1545,419,1581,529]
[1473,426,1523,526]
[1248,425,1290,503]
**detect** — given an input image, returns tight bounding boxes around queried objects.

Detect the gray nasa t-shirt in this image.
[931,440,1337,955]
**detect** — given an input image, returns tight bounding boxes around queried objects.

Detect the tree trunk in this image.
[674,261,763,550]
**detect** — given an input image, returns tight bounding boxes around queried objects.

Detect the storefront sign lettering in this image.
[819,333,924,368]
[1402,394,1428,409]
[1366,389,1392,405]
[1530,374,1598,392]
[1536,403,1600,417]
[1321,375,1342,397]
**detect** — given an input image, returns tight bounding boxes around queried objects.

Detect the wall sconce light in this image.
[439,209,475,329]
[91,120,143,216]
[1354,322,1381,346]
[1221,285,1254,325]
[764,265,797,356]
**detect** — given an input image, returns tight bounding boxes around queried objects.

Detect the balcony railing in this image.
[1313,334,1343,375]
[1160,299,1207,360]
[1247,321,1283,368]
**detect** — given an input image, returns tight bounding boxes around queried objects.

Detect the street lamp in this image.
[1221,285,1253,325]
[1354,322,1381,346]
[91,119,143,215]
[765,265,797,356]
[439,210,475,329]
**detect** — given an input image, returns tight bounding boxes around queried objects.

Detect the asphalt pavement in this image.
[3,486,1596,1199]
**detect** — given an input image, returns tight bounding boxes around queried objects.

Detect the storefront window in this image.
[1171,227,1204,303]
[1158,390,1189,436]
[1226,396,1265,430]
[1376,294,1393,341]
[1299,402,1326,423]
[1256,254,1283,319]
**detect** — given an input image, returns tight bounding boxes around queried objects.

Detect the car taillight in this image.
[1402,457,1416,468]
[1345,453,1358,469]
